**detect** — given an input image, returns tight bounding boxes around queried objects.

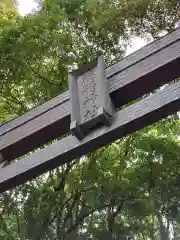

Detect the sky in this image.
[18,0,38,16]
[17,0,148,54]
[125,37,148,56]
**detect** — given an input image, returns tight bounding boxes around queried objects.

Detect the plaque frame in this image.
[68,56,114,140]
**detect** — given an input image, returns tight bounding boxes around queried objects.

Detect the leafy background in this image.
[0,0,180,239]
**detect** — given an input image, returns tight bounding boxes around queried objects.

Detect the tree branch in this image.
[0,214,14,240]
[15,209,20,235]
[64,203,111,238]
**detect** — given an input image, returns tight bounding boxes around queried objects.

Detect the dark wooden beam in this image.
[1,28,180,161]
[0,80,180,192]
[2,27,180,137]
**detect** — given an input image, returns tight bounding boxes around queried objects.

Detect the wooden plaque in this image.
[68,56,114,140]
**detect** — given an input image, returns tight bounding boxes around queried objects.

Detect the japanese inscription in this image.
[68,56,114,140]
[78,68,98,122]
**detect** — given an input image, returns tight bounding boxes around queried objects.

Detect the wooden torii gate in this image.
[0,28,180,192]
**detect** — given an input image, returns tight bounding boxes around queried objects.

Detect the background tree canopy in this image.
[0,0,180,239]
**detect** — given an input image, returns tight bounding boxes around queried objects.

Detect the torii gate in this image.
[0,28,180,192]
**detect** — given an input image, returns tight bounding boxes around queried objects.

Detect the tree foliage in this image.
[0,0,180,239]
[0,0,15,9]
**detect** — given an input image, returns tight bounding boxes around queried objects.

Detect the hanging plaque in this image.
[68,56,114,140]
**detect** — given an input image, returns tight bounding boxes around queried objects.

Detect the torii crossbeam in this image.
[0,28,180,192]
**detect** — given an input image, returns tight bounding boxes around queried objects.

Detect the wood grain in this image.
[2,28,180,137]
[0,80,180,192]
[1,28,180,161]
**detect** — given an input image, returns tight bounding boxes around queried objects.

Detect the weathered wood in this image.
[106,27,180,77]
[69,56,113,139]
[0,80,180,192]
[2,27,180,137]
[1,28,180,161]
